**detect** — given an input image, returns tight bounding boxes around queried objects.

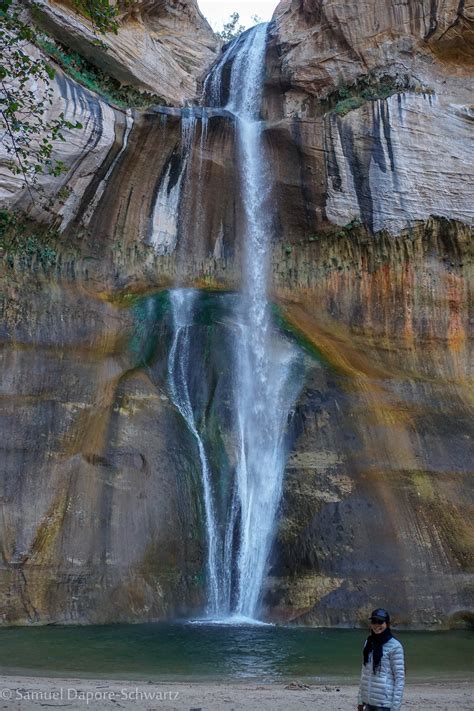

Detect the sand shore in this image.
[0,676,472,710]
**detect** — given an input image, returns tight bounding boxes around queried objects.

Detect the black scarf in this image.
[363,628,393,672]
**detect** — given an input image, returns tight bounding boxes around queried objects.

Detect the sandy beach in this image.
[0,676,472,710]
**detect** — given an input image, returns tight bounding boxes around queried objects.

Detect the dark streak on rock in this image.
[57,74,111,235]
[74,109,130,230]
[424,0,439,39]
[380,101,395,173]
[324,114,343,193]
[371,102,387,174]
[16,566,40,623]
[397,93,404,124]
[98,455,116,577]
[337,117,374,233]
[290,117,317,231]
[146,143,181,245]
[167,151,184,196]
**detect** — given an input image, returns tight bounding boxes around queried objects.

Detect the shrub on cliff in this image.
[217,12,263,42]
[71,0,118,34]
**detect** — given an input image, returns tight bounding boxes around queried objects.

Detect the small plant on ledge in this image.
[327,73,434,117]
[34,34,166,109]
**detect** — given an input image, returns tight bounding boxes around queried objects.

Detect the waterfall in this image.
[218,26,282,617]
[167,289,223,615]
[231,27,299,618]
[163,25,301,621]
[206,25,301,620]
[149,110,197,255]
[164,115,229,616]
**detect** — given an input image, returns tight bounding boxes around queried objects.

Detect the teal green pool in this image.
[0,622,472,683]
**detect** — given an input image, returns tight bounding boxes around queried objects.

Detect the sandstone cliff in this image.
[261,0,474,628]
[32,0,220,105]
[0,0,472,628]
[271,0,474,101]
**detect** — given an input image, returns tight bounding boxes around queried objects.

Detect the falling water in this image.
[205,25,301,619]
[164,25,301,621]
[231,28,299,618]
[149,110,197,254]
[164,114,228,616]
[167,289,223,615]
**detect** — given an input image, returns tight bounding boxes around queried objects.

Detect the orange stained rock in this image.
[446,271,467,352]
[402,260,415,344]
[280,300,425,579]
[281,300,400,381]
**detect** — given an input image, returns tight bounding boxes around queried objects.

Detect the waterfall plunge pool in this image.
[0,623,472,683]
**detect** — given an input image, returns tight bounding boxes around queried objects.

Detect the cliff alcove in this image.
[0,0,472,628]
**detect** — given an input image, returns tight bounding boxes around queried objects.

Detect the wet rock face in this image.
[0,1,473,627]
[261,219,473,629]
[0,284,207,623]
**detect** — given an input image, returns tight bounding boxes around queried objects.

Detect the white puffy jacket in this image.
[357,637,405,710]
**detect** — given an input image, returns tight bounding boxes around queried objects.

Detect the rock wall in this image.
[32,0,219,105]
[0,283,206,623]
[323,95,474,234]
[270,0,474,104]
[0,60,119,225]
[260,0,474,627]
[0,0,472,627]
[1,218,471,627]
[266,220,473,628]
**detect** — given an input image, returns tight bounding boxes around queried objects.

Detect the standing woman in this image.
[357,608,405,711]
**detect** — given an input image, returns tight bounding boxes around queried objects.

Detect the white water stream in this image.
[222,26,300,618]
[167,288,222,614]
[165,25,301,620]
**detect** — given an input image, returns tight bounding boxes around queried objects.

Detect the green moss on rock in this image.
[0,210,59,270]
[327,73,434,117]
[35,35,166,108]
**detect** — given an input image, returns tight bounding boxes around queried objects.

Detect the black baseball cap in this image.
[369,608,390,623]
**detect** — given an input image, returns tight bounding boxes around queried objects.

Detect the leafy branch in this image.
[216,12,246,42]
[216,12,264,43]
[71,0,119,34]
[0,0,84,196]
[0,0,119,197]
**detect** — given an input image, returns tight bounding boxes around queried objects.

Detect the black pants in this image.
[366,706,391,711]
